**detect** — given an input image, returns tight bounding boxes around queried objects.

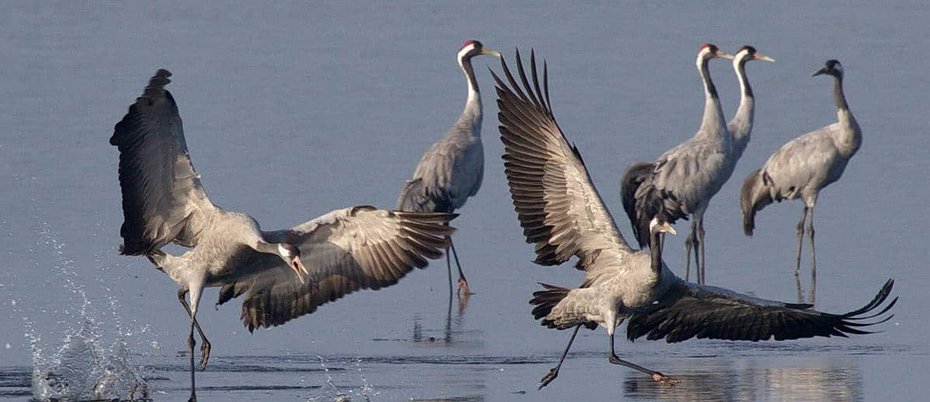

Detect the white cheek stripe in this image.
[277,243,288,257]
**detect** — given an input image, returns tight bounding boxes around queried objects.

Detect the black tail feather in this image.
[740,168,772,236]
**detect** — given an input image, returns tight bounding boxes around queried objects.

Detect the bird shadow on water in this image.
[622,357,862,401]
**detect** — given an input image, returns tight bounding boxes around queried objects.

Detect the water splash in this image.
[23,230,150,401]
[306,356,376,402]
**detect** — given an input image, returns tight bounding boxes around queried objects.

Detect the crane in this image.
[110,70,456,402]
[741,60,861,292]
[620,43,734,284]
[397,40,501,298]
[493,50,893,389]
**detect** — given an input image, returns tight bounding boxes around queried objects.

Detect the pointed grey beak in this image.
[755,52,775,62]
[812,67,829,77]
[482,48,502,59]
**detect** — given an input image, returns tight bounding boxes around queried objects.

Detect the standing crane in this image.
[397,40,501,298]
[110,70,457,402]
[493,50,893,389]
[741,60,861,294]
[620,43,734,284]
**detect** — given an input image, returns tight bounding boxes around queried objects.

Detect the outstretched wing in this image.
[110,69,213,255]
[492,49,631,270]
[627,279,896,343]
[217,206,455,331]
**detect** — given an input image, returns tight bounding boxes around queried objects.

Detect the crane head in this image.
[698,43,734,61]
[649,217,677,236]
[277,243,309,283]
[458,40,502,61]
[813,59,843,79]
[735,45,775,63]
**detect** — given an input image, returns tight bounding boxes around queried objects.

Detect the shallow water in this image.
[2,1,929,401]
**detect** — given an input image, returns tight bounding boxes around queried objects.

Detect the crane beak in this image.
[716,50,735,60]
[482,48,503,59]
[812,66,828,77]
[290,257,308,283]
[659,222,677,236]
[755,53,775,62]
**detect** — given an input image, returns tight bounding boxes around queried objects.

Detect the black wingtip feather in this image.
[627,279,897,343]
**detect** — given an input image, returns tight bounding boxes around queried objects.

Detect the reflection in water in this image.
[623,357,862,401]
[795,270,817,305]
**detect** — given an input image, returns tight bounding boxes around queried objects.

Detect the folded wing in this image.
[217,206,455,331]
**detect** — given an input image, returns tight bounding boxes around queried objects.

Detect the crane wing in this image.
[110,69,214,255]
[216,206,455,331]
[627,279,895,343]
[492,49,631,270]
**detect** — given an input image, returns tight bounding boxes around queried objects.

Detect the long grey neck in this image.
[697,57,727,138]
[832,74,849,111]
[254,240,280,256]
[650,232,663,274]
[456,56,483,136]
[832,74,860,158]
[730,58,755,152]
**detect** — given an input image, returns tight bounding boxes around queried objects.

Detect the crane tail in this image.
[740,168,772,236]
[620,162,656,248]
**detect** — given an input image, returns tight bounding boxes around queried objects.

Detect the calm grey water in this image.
[2,1,928,401]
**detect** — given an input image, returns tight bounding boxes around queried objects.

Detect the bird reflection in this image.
[623,358,862,401]
[410,296,470,345]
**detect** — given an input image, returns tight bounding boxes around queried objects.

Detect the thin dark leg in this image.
[608,332,677,385]
[795,269,806,304]
[539,325,581,390]
[684,222,696,281]
[449,237,471,296]
[808,207,816,304]
[445,242,453,305]
[794,207,808,276]
[187,319,196,402]
[697,218,706,284]
[178,289,211,370]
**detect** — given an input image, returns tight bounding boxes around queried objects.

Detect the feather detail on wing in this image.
[110,69,213,255]
[627,279,896,343]
[492,49,630,269]
[216,206,455,332]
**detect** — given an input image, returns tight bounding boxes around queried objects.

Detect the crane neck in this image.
[650,232,664,274]
[697,57,727,136]
[457,55,483,135]
[832,74,849,112]
[459,55,481,103]
[735,58,753,99]
[730,58,755,148]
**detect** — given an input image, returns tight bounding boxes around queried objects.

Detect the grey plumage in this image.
[396,40,500,296]
[740,60,861,281]
[620,44,735,285]
[112,70,456,401]
[494,50,894,389]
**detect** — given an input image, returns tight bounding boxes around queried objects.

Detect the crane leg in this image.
[697,218,706,284]
[807,207,816,304]
[178,289,211,370]
[445,243,454,304]
[607,331,677,385]
[683,222,697,282]
[449,237,471,296]
[181,282,205,402]
[794,207,808,276]
[539,325,581,389]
